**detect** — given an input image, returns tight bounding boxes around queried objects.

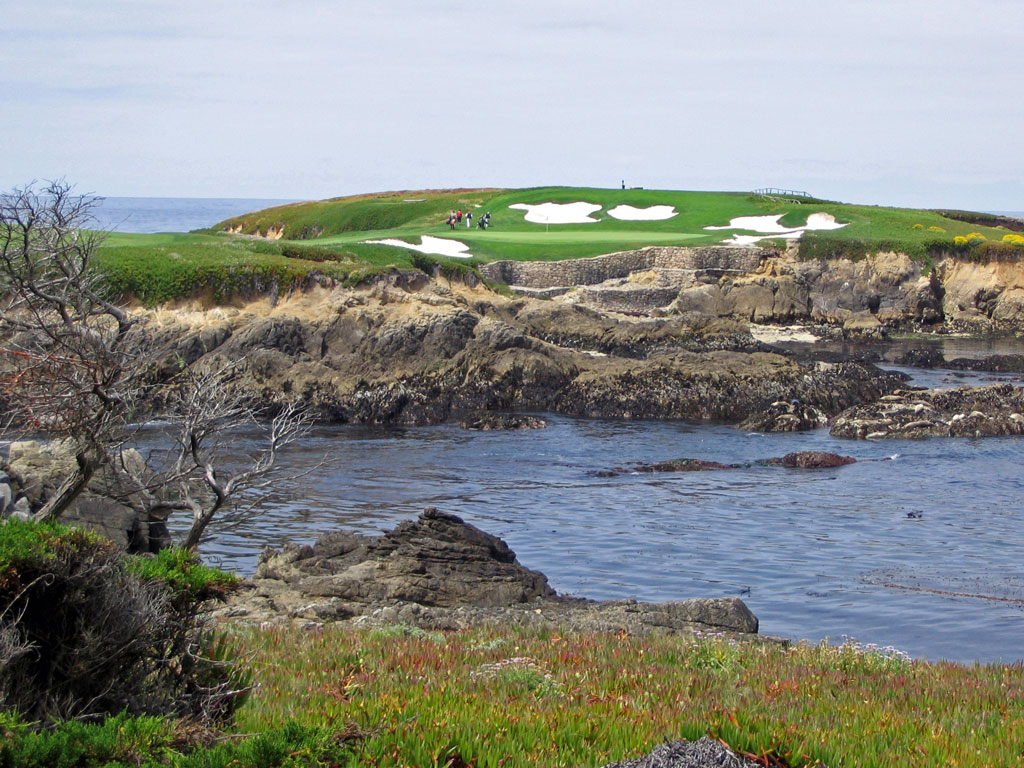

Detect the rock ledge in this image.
[217,508,760,638]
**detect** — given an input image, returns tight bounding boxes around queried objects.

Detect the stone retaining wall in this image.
[480,246,769,289]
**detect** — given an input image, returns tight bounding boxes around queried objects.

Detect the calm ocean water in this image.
[91,197,299,234]
[103,198,1024,663]
[190,394,1024,666]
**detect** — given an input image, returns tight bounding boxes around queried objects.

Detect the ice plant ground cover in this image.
[226,624,1024,768]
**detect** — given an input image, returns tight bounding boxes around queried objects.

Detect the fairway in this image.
[320,226,708,262]
[91,186,1024,303]
[213,185,1022,261]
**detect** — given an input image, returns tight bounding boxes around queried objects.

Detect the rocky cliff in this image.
[482,246,1024,332]
[140,270,903,427]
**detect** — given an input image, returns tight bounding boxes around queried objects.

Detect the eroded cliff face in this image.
[481,246,1024,333]
[939,259,1024,326]
[138,272,903,426]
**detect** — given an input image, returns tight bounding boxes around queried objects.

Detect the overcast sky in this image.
[2,1,1021,210]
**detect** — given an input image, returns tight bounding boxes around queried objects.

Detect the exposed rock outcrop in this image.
[830,383,1024,439]
[218,509,760,637]
[460,412,547,430]
[484,246,1024,334]
[141,275,903,428]
[481,246,769,290]
[738,399,829,432]
[254,508,555,609]
[600,737,768,768]
[2,440,168,552]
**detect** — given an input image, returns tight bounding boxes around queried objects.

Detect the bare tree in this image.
[0,181,309,550]
[149,366,313,551]
[0,180,142,520]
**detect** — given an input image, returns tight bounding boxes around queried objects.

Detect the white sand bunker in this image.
[509,202,602,224]
[704,212,846,245]
[607,204,678,221]
[364,235,472,258]
[725,233,805,246]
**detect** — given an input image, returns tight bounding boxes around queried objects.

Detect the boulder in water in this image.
[460,412,548,430]
[764,452,857,469]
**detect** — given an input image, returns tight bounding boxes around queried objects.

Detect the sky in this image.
[2,0,1022,211]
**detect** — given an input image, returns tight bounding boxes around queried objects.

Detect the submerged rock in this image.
[764,452,857,469]
[460,411,548,430]
[594,458,742,477]
[894,348,1024,374]
[221,508,760,637]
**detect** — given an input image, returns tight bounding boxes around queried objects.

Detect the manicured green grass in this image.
[211,188,500,241]
[214,186,1022,264]
[94,232,422,305]
[91,187,1024,304]
[227,624,1024,768]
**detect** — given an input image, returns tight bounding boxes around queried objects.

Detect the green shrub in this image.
[0,712,361,768]
[409,252,481,283]
[0,520,247,725]
[280,244,345,263]
[127,547,239,604]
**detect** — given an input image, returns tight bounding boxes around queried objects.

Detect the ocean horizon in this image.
[90,196,300,234]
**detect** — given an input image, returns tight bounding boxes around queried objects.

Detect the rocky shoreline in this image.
[140,270,909,430]
[7,253,1024,562]
[214,508,763,640]
[128,246,1024,440]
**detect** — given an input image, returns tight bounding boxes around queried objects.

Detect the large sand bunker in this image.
[704,212,847,245]
[509,202,602,224]
[607,204,678,221]
[364,235,472,258]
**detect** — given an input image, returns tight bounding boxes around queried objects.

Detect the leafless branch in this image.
[0,180,314,552]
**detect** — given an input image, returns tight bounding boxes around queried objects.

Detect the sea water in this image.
[91,196,298,234]
[192,382,1024,665]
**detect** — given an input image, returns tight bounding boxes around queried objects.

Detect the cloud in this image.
[1,1,1021,209]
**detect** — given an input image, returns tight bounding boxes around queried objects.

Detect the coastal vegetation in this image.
[3,618,1022,767]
